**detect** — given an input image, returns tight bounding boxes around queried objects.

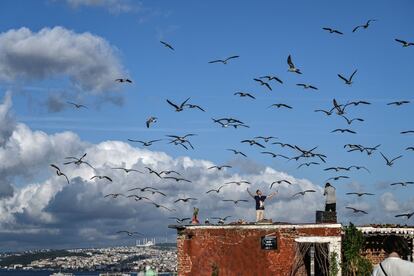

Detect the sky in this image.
[0,0,413,251]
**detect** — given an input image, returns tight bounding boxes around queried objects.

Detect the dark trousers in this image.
[325,203,336,212]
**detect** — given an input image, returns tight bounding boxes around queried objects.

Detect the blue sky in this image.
[0,0,414,250]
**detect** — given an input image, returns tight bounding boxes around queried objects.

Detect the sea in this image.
[0,270,175,276]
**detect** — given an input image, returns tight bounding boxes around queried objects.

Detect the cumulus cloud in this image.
[63,0,137,13]
[0,26,126,93]
[0,92,405,251]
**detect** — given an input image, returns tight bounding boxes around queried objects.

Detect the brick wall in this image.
[175,225,341,276]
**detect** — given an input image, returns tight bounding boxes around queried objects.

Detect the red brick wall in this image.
[176,226,341,276]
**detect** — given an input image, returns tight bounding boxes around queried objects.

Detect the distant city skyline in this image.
[0,0,413,251]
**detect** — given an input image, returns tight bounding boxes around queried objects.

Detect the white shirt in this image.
[372,257,414,276]
[324,186,336,204]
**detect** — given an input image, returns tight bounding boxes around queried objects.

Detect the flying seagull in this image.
[346,207,368,214]
[341,115,364,125]
[174,197,198,203]
[116,231,143,237]
[166,97,191,112]
[112,167,143,174]
[145,167,163,178]
[297,162,320,169]
[241,139,265,148]
[90,175,112,182]
[395,39,414,47]
[390,181,414,187]
[234,92,256,99]
[287,55,302,74]
[208,55,240,64]
[147,201,175,212]
[67,102,87,109]
[268,103,292,109]
[169,217,191,223]
[104,193,125,199]
[338,69,357,85]
[206,185,227,194]
[326,176,350,181]
[254,136,277,143]
[115,78,132,83]
[253,78,272,91]
[352,19,376,33]
[226,149,247,157]
[331,129,356,134]
[380,152,403,167]
[270,180,292,189]
[260,75,283,84]
[291,190,316,197]
[314,109,332,116]
[261,152,289,159]
[160,40,174,50]
[387,101,410,106]
[401,130,414,135]
[296,84,318,90]
[395,212,414,219]
[346,192,375,197]
[127,139,162,147]
[64,153,94,169]
[322,27,343,35]
[146,116,157,128]
[127,195,151,202]
[50,164,70,184]
[225,181,251,186]
[127,186,158,192]
[222,199,249,204]
[163,176,192,183]
[208,165,232,171]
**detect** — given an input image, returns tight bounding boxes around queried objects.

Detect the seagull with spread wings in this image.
[174,197,198,203]
[380,152,403,167]
[296,83,318,90]
[270,180,292,189]
[226,149,247,157]
[112,167,143,174]
[338,69,357,85]
[234,92,256,99]
[387,100,410,106]
[128,139,162,147]
[206,185,227,194]
[208,165,232,171]
[90,175,112,182]
[390,181,414,187]
[253,78,272,91]
[291,190,316,197]
[67,102,87,109]
[147,201,175,212]
[346,207,368,214]
[163,176,192,183]
[346,192,375,197]
[104,193,125,199]
[169,217,191,223]
[115,78,132,83]
[331,128,356,134]
[127,195,151,202]
[352,19,376,33]
[160,40,174,50]
[395,212,414,219]
[395,39,414,47]
[127,186,158,192]
[314,109,332,116]
[260,75,283,84]
[116,231,143,237]
[268,103,292,109]
[222,199,249,204]
[341,115,364,125]
[64,153,94,169]
[50,164,70,184]
[166,97,191,112]
[322,27,343,35]
[208,55,239,64]
[261,151,289,159]
[401,130,414,135]
[287,55,302,74]
[297,162,320,169]
[225,180,251,186]
[241,139,265,148]
[254,136,277,143]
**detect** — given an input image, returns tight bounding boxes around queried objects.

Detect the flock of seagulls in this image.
[51,16,414,238]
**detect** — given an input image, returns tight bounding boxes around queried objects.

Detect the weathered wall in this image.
[176,224,341,276]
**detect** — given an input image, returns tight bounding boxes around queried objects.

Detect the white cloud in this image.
[380,192,400,212]
[0,26,126,93]
[0,92,402,250]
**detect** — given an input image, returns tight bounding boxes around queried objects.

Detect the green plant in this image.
[329,251,339,276]
[342,223,372,276]
[211,263,219,276]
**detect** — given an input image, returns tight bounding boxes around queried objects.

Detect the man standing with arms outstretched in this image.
[247,188,277,222]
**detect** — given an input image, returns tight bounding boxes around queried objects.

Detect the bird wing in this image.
[287,55,294,67]
[225,55,240,61]
[352,25,362,33]
[50,164,60,171]
[337,74,348,82]
[395,39,406,44]
[390,155,403,162]
[166,99,180,109]
[349,69,358,81]
[208,59,223,64]
[264,82,272,91]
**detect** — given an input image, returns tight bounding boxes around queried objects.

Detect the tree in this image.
[329,251,339,276]
[342,223,372,276]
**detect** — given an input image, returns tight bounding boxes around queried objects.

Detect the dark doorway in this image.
[291,243,329,276]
